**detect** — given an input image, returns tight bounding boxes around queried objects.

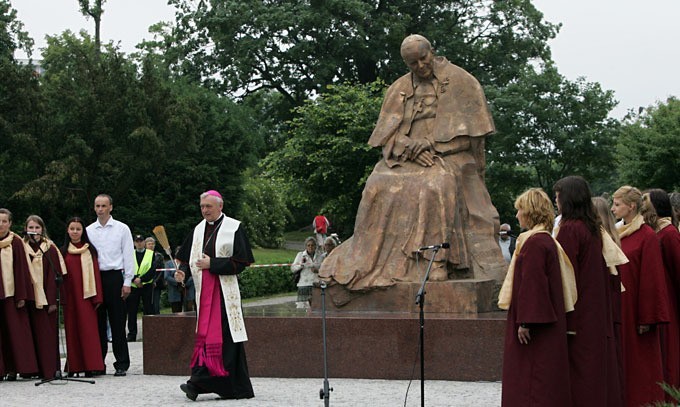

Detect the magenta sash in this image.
[190,268,228,377]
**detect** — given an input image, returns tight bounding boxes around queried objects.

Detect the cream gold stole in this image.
[600,227,628,293]
[656,217,673,233]
[498,226,577,312]
[617,213,644,239]
[68,243,97,299]
[24,239,67,308]
[0,231,22,298]
[190,214,248,343]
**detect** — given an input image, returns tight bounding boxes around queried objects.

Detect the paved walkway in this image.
[3,347,501,406]
[1,296,502,406]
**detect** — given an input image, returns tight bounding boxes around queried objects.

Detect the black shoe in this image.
[84,371,95,378]
[126,334,136,342]
[180,383,198,401]
[5,373,16,381]
[114,369,127,377]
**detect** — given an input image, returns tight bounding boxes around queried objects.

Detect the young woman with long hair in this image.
[554,176,623,406]
[23,215,67,380]
[59,217,105,377]
[612,186,670,406]
[642,189,680,397]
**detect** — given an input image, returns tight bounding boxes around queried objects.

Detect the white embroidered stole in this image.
[190,215,248,342]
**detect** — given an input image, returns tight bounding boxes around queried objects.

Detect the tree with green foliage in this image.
[6,26,263,244]
[237,170,291,248]
[11,30,158,228]
[262,82,384,235]
[0,0,42,209]
[486,64,619,222]
[164,0,558,103]
[616,97,680,192]
[78,0,105,52]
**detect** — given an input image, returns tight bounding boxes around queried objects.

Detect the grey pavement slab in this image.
[3,341,502,406]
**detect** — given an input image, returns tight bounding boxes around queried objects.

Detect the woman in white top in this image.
[291,237,322,309]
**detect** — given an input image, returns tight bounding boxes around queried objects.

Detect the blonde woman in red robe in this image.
[612,186,670,406]
[23,215,67,380]
[498,188,576,407]
[641,189,680,399]
[60,217,105,377]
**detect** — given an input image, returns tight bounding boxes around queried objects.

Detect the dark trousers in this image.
[151,285,163,315]
[125,284,154,337]
[97,270,130,371]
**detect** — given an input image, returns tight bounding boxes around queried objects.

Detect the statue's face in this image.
[401,41,434,80]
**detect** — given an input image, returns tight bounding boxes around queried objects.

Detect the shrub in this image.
[239,266,296,299]
[238,172,291,248]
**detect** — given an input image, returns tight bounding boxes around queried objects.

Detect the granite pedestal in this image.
[143,310,506,381]
[310,279,498,313]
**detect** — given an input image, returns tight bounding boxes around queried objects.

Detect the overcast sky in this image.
[11,0,680,119]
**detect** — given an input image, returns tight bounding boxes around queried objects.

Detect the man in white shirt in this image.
[86,194,134,377]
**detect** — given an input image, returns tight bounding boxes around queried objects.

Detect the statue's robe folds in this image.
[320,57,506,305]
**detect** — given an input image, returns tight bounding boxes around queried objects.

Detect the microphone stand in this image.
[34,237,95,385]
[415,246,441,407]
[318,281,333,406]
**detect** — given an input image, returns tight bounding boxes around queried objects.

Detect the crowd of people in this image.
[0,193,204,383]
[500,176,680,407]
[3,180,679,406]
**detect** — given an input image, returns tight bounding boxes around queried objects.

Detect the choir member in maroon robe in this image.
[592,196,626,401]
[612,186,670,407]
[642,189,680,397]
[23,215,66,379]
[0,208,39,380]
[554,176,623,407]
[60,217,105,376]
[499,188,576,407]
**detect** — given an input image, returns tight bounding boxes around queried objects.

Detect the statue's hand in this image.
[413,150,434,167]
[407,139,432,160]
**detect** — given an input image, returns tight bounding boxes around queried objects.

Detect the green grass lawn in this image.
[284,230,314,242]
[252,247,298,264]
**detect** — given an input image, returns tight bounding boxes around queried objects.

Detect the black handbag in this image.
[293,269,301,284]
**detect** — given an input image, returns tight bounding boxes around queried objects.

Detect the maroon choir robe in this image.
[501,233,571,407]
[658,224,680,395]
[0,234,39,375]
[619,224,670,406]
[62,243,105,373]
[556,220,623,407]
[26,241,62,378]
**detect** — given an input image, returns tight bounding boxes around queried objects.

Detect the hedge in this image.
[239,266,297,299]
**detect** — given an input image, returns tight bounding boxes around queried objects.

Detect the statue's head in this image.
[400,34,434,80]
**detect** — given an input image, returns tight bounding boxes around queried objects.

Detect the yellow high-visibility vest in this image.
[133,249,154,288]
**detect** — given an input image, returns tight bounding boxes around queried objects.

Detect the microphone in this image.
[418,242,450,251]
[26,231,43,237]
